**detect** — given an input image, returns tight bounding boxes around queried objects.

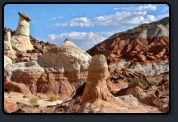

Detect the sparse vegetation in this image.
[10,88,14,92]
[128,78,148,87]
[50,95,58,102]
[29,98,37,106]
[63,98,70,102]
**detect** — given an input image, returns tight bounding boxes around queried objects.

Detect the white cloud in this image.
[44,10,46,11]
[47,32,105,45]
[30,20,35,23]
[129,26,133,29]
[92,11,151,27]
[47,30,124,46]
[157,13,169,19]
[46,30,126,51]
[53,4,158,28]
[114,4,157,12]
[134,4,157,12]
[55,17,92,27]
[50,16,63,21]
[163,7,169,12]
[144,15,157,22]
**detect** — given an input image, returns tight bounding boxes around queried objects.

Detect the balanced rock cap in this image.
[18,12,31,22]
[64,38,70,42]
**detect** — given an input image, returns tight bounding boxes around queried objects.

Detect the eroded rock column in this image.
[81,54,118,104]
[4,32,16,59]
[11,12,34,52]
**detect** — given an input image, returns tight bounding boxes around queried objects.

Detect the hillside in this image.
[87,17,169,76]
[87,17,169,53]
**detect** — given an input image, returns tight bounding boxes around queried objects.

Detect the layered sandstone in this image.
[87,18,169,76]
[4,39,91,100]
[11,12,34,52]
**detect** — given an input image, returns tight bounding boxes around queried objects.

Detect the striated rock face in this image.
[34,39,92,99]
[87,18,169,76]
[4,39,91,100]
[4,62,44,95]
[11,12,33,52]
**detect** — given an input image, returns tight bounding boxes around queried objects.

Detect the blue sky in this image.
[4,4,169,51]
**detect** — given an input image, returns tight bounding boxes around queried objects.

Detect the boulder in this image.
[4,97,18,113]
[136,54,146,62]
[34,43,42,50]
[21,53,31,57]
[47,42,53,45]
[4,55,12,67]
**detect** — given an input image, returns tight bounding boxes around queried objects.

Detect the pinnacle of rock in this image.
[64,38,70,42]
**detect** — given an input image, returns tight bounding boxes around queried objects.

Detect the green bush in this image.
[50,95,58,102]
[29,98,37,106]
[128,78,148,87]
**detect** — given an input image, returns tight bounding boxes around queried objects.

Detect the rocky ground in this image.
[4,55,169,113]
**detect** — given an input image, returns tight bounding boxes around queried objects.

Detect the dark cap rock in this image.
[64,38,70,42]
[18,12,31,22]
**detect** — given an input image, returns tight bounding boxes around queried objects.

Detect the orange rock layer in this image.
[87,36,169,65]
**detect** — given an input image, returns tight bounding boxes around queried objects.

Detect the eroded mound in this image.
[4,39,91,101]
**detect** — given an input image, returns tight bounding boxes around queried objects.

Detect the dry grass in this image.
[128,78,148,87]
[50,95,58,102]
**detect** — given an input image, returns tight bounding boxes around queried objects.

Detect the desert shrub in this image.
[50,95,58,102]
[128,78,148,87]
[29,98,37,106]
[10,88,14,92]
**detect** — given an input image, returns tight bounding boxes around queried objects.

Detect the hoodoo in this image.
[11,12,34,52]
